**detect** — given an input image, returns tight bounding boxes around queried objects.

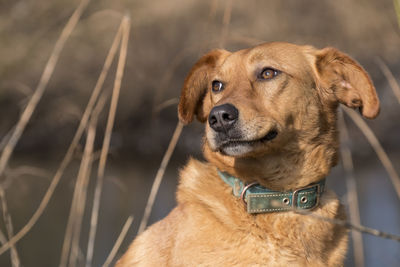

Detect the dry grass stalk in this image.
[280,204,400,242]
[154,98,179,113]
[394,0,400,29]
[59,15,127,267]
[0,126,15,152]
[0,0,90,179]
[197,0,219,53]
[218,0,233,48]
[5,166,51,180]
[209,0,219,19]
[376,57,400,104]
[1,166,51,195]
[0,87,95,256]
[70,123,97,267]
[0,229,9,263]
[60,106,99,267]
[102,215,134,267]
[85,15,131,267]
[338,110,364,267]
[344,107,400,200]
[137,121,184,234]
[71,111,99,267]
[0,0,89,260]
[0,0,95,257]
[0,229,7,245]
[269,200,400,242]
[0,188,20,267]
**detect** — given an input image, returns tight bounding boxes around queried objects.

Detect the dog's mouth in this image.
[218,130,278,156]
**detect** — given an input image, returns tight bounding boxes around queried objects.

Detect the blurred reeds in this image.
[0,0,91,258]
[0,0,399,266]
[0,1,134,266]
[339,111,364,267]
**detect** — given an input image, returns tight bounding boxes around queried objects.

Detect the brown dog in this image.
[117,42,379,266]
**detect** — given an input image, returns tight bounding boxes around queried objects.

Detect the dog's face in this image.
[203,44,321,158]
[178,42,379,185]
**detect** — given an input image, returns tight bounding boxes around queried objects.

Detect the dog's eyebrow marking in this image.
[247,51,263,64]
[275,75,289,96]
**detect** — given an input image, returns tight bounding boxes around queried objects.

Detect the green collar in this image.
[218,171,326,214]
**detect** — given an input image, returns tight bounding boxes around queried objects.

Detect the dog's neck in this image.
[203,140,337,192]
[176,158,347,265]
[218,170,326,214]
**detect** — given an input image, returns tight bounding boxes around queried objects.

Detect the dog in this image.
[117,42,379,266]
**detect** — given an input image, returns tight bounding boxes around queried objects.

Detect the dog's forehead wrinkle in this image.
[216,51,249,76]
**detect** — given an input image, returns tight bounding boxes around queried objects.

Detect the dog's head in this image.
[178,42,379,188]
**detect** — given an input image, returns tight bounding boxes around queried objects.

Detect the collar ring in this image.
[240,182,259,205]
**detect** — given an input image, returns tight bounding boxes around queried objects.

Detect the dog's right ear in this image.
[178,49,230,124]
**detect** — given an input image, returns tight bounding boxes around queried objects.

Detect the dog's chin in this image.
[219,142,256,157]
[210,130,278,158]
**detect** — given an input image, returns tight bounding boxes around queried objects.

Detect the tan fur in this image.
[117,42,379,266]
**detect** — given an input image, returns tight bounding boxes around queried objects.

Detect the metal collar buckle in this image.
[292,183,321,209]
[240,182,259,204]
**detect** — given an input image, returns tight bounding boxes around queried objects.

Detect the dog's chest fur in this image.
[121,159,348,266]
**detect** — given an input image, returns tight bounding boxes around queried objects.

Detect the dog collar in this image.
[218,171,326,214]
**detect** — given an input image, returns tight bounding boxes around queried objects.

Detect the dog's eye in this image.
[260,68,279,80]
[212,80,224,92]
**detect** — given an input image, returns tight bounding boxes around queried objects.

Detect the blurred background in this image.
[0,0,399,266]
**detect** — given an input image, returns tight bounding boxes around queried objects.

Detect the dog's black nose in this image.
[208,104,239,132]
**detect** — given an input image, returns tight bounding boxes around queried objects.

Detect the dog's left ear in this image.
[178,49,230,124]
[314,47,380,119]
